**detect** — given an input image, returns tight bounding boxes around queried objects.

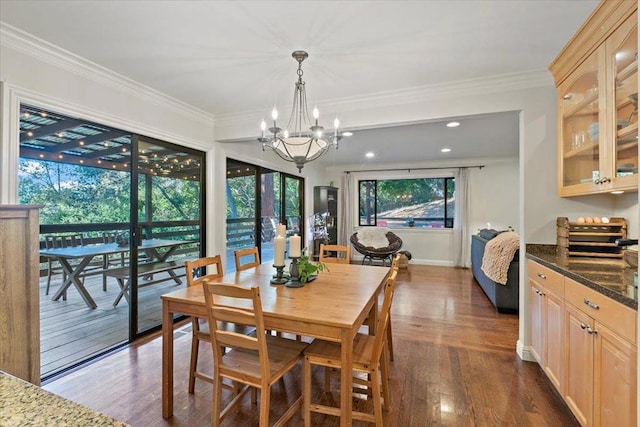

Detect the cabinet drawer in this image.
[565,277,637,345]
[528,260,564,296]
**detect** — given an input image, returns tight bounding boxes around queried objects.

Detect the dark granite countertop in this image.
[0,371,130,427]
[526,244,637,310]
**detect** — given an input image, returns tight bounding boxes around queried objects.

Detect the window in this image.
[359,177,455,228]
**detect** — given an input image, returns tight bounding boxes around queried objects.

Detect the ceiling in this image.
[0,1,599,166]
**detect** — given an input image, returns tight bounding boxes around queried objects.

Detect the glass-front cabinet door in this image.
[557,9,638,197]
[558,48,603,196]
[609,12,638,191]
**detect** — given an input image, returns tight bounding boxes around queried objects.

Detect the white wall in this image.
[322,157,519,266]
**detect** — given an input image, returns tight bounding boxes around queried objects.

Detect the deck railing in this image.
[38,221,201,274]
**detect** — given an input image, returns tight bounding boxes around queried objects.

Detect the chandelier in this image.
[258,51,342,172]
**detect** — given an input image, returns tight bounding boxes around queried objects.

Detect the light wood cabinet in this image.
[593,323,637,427]
[563,277,637,427]
[0,205,41,385]
[564,302,595,426]
[527,260,564,391]
[528,260,637,426]
[550,1,637,197]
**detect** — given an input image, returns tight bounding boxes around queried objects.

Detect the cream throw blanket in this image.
[481,231,520,285]
[357,227,391,248]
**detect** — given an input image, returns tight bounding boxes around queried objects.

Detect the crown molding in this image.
[214,69,553,130]
[0,22,214,125]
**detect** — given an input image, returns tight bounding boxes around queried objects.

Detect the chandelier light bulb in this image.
[271,107,278,121]
[313,107,319,119]
[316,130,323,138]
[334,118,340,129]
[260,120,266,138]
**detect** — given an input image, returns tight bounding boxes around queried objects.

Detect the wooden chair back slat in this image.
[234,247,260,271]
[212,305,256,326]
[214,330,260,351]
[185,255,223,287]
[319,244,351,264]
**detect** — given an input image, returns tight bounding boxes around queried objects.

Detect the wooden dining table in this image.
[161,262,389,426]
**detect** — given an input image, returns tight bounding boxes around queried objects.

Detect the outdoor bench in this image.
[104,261,184,306]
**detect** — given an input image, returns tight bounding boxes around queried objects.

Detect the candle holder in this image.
[285,257,304,287]
[270,264,289,284]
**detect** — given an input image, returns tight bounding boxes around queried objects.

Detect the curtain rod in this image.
[343,165,484,173]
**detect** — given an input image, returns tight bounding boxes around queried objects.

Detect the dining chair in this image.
[202,281,308,426]
[385,253,401,361]
[318,244,351,264]
[234,247,260,271]
[185,255,255,394]
[303,269,398,426]
[360,253,400,362]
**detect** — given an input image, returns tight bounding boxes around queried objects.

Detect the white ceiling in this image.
[0,0,599,166]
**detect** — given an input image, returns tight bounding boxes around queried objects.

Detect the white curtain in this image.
[453,167,471,267]
[339,173,354,246]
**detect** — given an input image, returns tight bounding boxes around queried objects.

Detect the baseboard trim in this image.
[350,255,453,267]
[517,340,537,362]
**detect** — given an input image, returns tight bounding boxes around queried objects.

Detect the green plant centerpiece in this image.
[287,248,328,287]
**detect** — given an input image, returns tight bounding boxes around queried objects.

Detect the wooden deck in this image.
[39,267,186,378]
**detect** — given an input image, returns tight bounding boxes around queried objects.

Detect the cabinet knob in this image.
[580,323,587,330]
[600,177,611,184]
[584,298,600,310]
[537,273,546,280]
[586,326,597,335]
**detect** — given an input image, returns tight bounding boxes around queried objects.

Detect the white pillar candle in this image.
[274,235,285,266]
[289,234,301,258]
[276,223,286,237]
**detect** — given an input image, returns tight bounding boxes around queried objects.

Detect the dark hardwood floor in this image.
[44,265,579,426]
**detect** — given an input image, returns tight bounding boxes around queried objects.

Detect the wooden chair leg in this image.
[303,356,312,427]
[212,376,223,427]
[380,348,390,410]
[387,317,394,361]
[259,387,270,426]
[371,368,384,426]
[188,332,199,393]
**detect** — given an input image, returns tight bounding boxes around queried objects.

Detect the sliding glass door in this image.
[226,158,304,272]
[17,104,205,378]
[131,135,204,337]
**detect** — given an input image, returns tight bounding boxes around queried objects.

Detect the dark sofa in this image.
[471,234,519,314]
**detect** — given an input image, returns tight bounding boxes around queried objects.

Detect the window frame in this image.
[357,176,455,229]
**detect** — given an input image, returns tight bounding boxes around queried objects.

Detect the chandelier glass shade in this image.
[258,51,342,172]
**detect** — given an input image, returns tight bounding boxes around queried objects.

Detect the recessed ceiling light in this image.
[446,121,460,128]
[365,152,375,158]
[441,148,452,153]
[343,131,353,137]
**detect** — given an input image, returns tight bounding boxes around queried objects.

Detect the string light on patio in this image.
[258,51,347,172]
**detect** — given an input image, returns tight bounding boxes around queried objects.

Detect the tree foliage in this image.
[18,159,200,225]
